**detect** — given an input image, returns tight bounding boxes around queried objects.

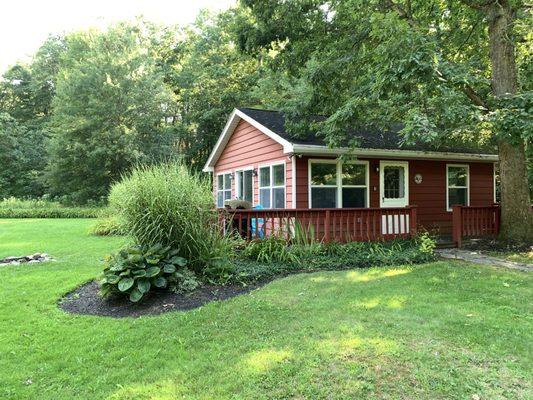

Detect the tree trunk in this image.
[487,1,533,241]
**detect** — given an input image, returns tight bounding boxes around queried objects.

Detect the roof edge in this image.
[292,144,499,162]
[202,108,294,172]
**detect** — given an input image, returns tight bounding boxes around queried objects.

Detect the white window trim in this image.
[216,171,233,208]
[308,159,370,208]
[258,161,286,208]
[446,163,470,212]
[234,166,254,205]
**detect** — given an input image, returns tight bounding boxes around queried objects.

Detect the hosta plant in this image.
[101,243,199,302]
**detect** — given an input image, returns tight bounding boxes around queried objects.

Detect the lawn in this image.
[0,219,531,399]
[488,250,533,265]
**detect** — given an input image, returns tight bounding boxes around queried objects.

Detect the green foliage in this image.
[235,235,437,283]
[108,162,233,271]
[0,114,46,198]
[159,10,261,170]
[241,236,300,265]
[45,22,175,203]
[0,197,101,218]
[101,243,199,302]
[88,216,125,236]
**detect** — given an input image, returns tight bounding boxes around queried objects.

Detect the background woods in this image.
[0,0,531,240]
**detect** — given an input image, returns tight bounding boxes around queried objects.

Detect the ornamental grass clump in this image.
[109,163,233,273]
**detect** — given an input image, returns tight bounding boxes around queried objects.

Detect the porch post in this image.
[408,205,418,237]
[452,205,463,248]
[324,210,331,242]
[493,203,501,236]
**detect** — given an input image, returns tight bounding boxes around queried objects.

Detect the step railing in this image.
[218,206,418,243]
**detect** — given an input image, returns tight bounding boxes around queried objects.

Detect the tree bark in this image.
[486,1,533,241]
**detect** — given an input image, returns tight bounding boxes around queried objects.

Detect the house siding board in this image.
[213,119,293,207]
[295,156,494,234]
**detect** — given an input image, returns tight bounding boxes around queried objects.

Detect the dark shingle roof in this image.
[238,107,496,155]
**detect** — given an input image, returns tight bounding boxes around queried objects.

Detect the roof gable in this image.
[202,109,293,172]
[203,108,498,172]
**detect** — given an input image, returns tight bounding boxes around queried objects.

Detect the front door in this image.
[380,161,409,208]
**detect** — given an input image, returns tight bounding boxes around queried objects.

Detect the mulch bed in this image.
[60,280,266,318]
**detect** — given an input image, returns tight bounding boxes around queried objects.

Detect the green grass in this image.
[0,198,101,218]
[488,250,533,265]
[0,219,532,399]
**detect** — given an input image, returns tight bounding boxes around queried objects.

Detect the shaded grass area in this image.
[0,219,532,399]
[488,250,533,265]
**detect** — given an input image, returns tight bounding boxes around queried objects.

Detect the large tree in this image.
[46,22,174,203]
[237,0,532,241]
[0,36,65,197]
[153,11,261,169]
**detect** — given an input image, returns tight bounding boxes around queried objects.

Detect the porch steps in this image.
[435,235,455,249]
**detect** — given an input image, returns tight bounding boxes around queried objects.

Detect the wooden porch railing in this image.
[218,206,418,243]
[452,205,500,247]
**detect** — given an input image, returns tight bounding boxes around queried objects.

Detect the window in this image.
[447,164,469,211]
[258,163,285,208]
[216,173,232,207]
[309,160,368,208]
[235,169,253,203]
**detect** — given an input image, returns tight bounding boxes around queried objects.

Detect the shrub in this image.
[0,197,101,218]
[108,163,233,272]
[233,235,437,284]
[88,216,125,236]
[101,243,199,302]
[241,235,301,264]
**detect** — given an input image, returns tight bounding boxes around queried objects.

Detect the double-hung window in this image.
[216,173,232,208]
[235,169,253,203]
[258,163,285,208]
[447,164,469,211]
[309,160,368,208]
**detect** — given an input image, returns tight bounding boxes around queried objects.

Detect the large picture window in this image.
[235,169,253,203]
[447,164,469,211]
[258,163,285,208]
[309,160,369,208]
[216,173,232,208]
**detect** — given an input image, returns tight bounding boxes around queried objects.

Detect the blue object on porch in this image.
[251,205,265,238]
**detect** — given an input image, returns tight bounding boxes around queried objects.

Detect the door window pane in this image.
[448,188,467,207]
[384,166,405,199]
[311,187,337,208]
[311,163,337,185]
[259,188,271,208]
[273,188,285,208]
[273,164,285,186]
[342,164,366,185]
[343,188,366,208]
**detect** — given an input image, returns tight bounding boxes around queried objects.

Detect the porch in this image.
[219,204,505,246]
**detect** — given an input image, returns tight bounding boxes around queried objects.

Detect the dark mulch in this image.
[59,280,265,318]
[463,237,532,253]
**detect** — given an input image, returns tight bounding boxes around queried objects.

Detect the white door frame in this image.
[379,160,409,208]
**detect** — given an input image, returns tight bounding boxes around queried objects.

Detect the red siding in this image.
[295,156,494,234]
[212,120,495,234]
[213,120,293,207]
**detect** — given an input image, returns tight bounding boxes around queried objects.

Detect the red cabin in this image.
[203,108,498,243]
